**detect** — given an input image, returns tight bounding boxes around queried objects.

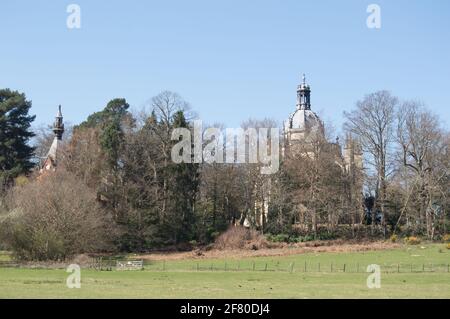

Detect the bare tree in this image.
[0,170,115,261]
[283,127,345,235]
[396,101,447,239]
[147,91,195,218]
[32,123,73,162]
[344,91,398,235]
[61,127,105,190]
[238,118,278,231]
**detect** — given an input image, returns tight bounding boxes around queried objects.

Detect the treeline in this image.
[0,89,449,261]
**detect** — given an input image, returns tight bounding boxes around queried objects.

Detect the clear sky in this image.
[1,0,449,133]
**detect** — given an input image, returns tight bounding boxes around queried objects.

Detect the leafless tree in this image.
[344,91,398,234]
[0,170,116,260]
[32,123,73,162]
[396,101,448,239]
[145,91,196,218]
[61,127,105,190]
[283,128,345,234]
[238,118,278,231]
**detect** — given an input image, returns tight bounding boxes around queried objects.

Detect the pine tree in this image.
[0,89,35,187]
[75,98,131,169]
[165,111,199,243]
[76,98,130,130]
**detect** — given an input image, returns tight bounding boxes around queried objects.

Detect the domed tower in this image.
[284,74,324,149]
[297,73,311,110]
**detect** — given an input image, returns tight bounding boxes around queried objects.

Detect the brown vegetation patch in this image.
[214,226,272,250]
[136,240,400,261]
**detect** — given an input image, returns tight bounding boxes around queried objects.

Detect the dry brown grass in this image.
[136,240,400,261]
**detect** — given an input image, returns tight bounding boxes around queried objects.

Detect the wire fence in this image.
[87,258,450,274]
[1,258,449,274]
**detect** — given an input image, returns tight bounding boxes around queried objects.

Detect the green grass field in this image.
[0,244,449,298]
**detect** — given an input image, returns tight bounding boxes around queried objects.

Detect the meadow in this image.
[0,243,449,298]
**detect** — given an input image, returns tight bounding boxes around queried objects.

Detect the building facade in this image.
[40,105,64,172]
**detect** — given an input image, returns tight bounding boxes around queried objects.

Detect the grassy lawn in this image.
[0,244,449,298]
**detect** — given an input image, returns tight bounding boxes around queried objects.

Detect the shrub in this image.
[443,234,450,243]
[14,175,29,187]
[266,233,335,243]
[404,236,421,245]
[316,232,336,241]
[214,226,265,250]
[188,240,198,247]
[390,234,398,243]
[0,170,116,261]
[210,231,221,240]
[267,234,290,243]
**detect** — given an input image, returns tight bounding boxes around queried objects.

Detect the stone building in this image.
[252,75,363,229]
[284,74,324,147]
[283,74,362,170]
[40,105,64,172]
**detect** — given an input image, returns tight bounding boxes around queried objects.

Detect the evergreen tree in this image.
[101,118,124,169]
[165,111,199,243]
[0,89,35,187]
[75,98,130,169]
[76,98,130,130]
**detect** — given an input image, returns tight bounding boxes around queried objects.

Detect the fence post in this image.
[196,263,199,271]
[448,264,449,273]
[264,263,268,271]
[397,264,400,273]
[304,261,307,272]
[331,263,333,273]
[343,264,346,273]
[422,264,425,272]
[252,262,255,271]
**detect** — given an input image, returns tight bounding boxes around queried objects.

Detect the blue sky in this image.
[1,0,449,133]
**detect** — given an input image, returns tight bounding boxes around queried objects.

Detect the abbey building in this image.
[252,75,363,228]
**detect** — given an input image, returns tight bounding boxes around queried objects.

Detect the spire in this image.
[57,104,62,118]
[52,105,64,140]
[296,73,311,110]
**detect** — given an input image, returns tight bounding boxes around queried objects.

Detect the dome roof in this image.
[286,108,322,133]
[284,74,324,141]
